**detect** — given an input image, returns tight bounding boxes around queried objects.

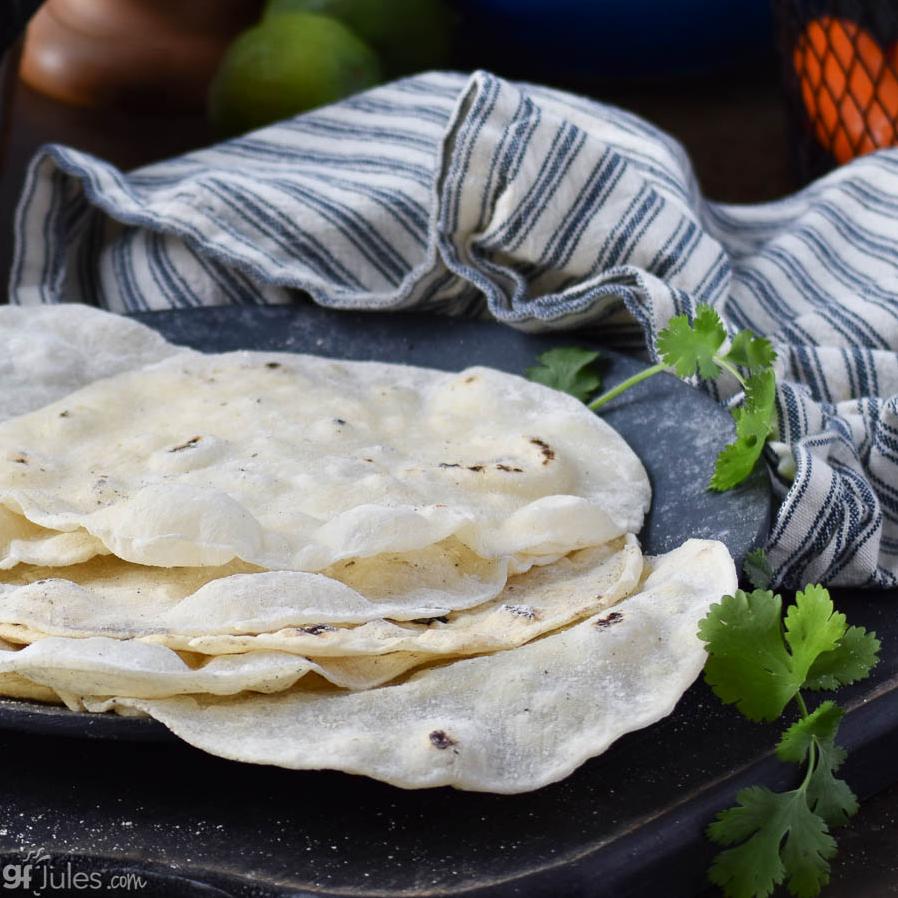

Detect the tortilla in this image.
[0,637,315,699]
[86,539,736,793]
[0,351,650,570]
[0,537,515,638]
[0,536,641,663]
[0,505,109,569]
[0,304,186,423]
[0,635,435,699]
[0,305,728,796]
[147,535,643,658]
[0,672,60,704]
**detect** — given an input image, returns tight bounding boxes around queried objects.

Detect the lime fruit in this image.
[265,0,453,75]
[209,11,382,136]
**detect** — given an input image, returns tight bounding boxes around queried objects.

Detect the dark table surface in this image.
[0,26,893,898]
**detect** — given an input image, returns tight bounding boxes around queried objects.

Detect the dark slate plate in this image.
[0,303,769,744]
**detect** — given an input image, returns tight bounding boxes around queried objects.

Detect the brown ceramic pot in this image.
[20,0,262,111]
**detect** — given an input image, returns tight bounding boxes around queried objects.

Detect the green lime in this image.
[209,12,382,136]
[264,0,453,76]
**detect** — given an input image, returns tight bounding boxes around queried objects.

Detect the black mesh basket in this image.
[775,0,898,183]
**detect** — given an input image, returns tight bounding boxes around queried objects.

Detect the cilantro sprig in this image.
[525,305,777,491]
[698,553,880,898]
[525,347,601,403]
[743,547,775,591]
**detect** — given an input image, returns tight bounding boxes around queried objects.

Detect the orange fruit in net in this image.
[793,15,898,164]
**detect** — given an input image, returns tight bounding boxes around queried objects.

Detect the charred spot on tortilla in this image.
[530,437,555,465]
[495,464,523,473]
[411,615,450,626]
[169,436,202,453]
[437,463,486,473]
[502,604,538,620]
[429,730,457,750]
[265,362,281,369]
[59,410,71,418]
[300,624,336,636]
[595,611,624,629]
[334,418,346,426]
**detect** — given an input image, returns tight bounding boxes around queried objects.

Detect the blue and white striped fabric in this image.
[11,70,898,590]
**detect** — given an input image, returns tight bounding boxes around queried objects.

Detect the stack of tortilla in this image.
[0,305,736,792]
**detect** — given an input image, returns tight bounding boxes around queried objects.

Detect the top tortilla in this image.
[0,351,650,570]
[0,304,186,423]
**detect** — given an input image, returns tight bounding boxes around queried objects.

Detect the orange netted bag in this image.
[792,13,898,163]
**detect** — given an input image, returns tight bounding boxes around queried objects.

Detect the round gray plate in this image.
[0,304,770,740]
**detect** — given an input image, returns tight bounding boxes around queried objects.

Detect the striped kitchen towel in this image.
[10,70,898,590]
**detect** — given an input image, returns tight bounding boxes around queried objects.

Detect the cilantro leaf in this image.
[709,369,777,491]
[700,585,855,722]
[657,304,727,379]
[701,582,875,898]
[779,796,837,898]
[699,589,796,721]
[525,347,601,402]
[804,625,880,691]
[776,701,843,764]
[808,737,858,828]
[743,548,774,591]
[582,303,778,494]
[724,330,777,372]
[708,786,836,898]
[783,585,847,684]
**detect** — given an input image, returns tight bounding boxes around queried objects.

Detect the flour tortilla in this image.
[147,535,643,658]
[87,539,736,792]
[0,637,315,699]
[0,351,650,570]
[0,304,187,423]
[0,505,109,569]
[0,636,435,701]
[0,536,640,662]
[0,672,60,704]
[0,638,65,704]
[0,538,514,637]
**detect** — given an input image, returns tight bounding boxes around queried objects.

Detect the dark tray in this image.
[3,305,891,898]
